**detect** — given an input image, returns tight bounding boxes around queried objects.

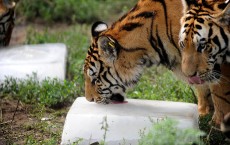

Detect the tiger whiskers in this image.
[212,70,230,84]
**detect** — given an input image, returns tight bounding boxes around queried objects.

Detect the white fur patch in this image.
[95,24,107,32]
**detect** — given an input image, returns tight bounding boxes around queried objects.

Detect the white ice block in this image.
[0,43,67,82]
[61,97,199,145]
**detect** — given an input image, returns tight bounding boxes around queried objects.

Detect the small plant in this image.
[127,67,195,103]
[16,0,138,24]
[100,116,109,145]
[0,74,78,107]
[138,118,205,145]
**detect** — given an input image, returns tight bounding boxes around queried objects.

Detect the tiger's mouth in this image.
[188,76,205,84]
[188,64,221,84]
[110,93,126,104]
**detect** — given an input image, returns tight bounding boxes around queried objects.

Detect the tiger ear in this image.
[212,1,230,26]
[91,21,108,37]
[98,36,118,61]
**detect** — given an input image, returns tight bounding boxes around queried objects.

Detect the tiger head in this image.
[84,21,151,104]
[179,0,230,84]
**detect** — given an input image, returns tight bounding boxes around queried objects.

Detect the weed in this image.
[0,74,77,107]
[16,0,138,24]
[100,116,109,145]
[138,118,205,145]
[127,66,195,103]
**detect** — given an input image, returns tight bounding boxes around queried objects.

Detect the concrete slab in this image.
[61,97,198,145]
[0,43,67,82]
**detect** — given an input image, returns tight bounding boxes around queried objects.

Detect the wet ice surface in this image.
[0,43,67,81]
[61,97,199,145]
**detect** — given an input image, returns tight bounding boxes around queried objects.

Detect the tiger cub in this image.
[179,0,230,124]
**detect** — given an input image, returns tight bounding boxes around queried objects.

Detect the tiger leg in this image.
[194,84,213,116]
[210,63,230,125]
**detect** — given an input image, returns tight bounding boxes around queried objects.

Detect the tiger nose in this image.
[89,98,94,102]
[85,92,95,102]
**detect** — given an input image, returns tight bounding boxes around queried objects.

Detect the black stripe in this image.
[89,61,95,67]
[212,36,221,49]
[156,27,170,66]
[149,21,170,67]
[114,67,124,86]
[102,71,113,86]
[214,93,230,105]
[220,27,229,46]
[169,20,181,57]
[208,25,213,37]
[149,19,162,65]
[154,0,173,48]
[197,18,204,24]
[193,31,201,36]
[98,60,104,74]
[120,22,143,31]
[107,67,119,84]
[117,13,128,23]
[185,16,193,21]
[91,54,98,61]
[226,50,230,56]
[121,47,146,52]
[184,24,189,28]
[134,11,155,19]
[195,24,202,30]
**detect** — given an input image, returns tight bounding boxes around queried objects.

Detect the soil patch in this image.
[0,98,70,144]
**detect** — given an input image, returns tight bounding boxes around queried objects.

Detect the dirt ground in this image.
[0,98,33,144]
[0,97,69,144]
[0,25,71,144]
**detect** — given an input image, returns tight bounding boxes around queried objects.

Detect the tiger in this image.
[84,0,215,115]
[0,0,16,47]
[178,0,230,124]
[179,0,230,84]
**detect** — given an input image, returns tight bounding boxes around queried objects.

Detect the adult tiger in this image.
[84,0,214,115]
[0,0,16,47]
[179,0,230,124]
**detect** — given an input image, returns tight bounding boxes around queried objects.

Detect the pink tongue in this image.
[188,76,204,84]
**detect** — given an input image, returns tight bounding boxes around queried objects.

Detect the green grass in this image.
[0,74,78,107]
[127,67,195,103]
[138,118,205,145]
[16,0,138,24]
